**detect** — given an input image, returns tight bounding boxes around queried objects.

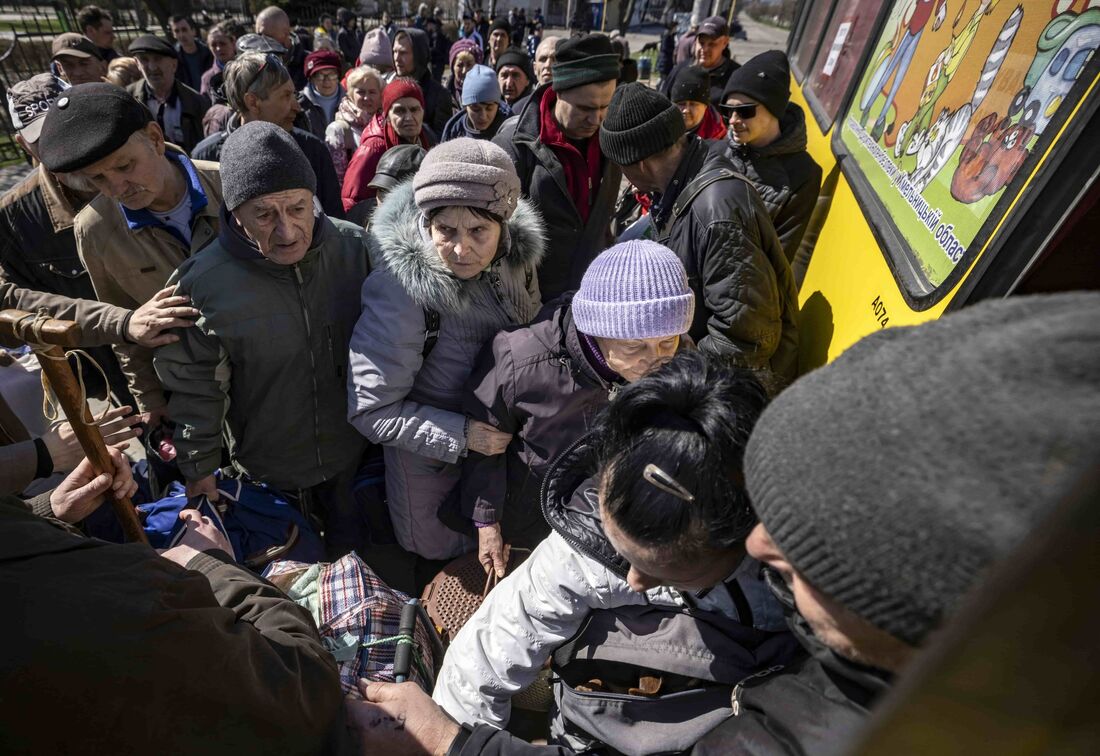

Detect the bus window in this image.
[793,0,836,80]
[836,0,1100,302]
[805,0,887,127]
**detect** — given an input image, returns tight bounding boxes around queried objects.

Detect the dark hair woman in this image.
[432,351,800,753]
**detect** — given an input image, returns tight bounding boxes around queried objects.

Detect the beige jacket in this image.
[73,154,221,411]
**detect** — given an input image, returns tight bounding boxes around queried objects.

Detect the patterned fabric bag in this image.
[265,553,438,695]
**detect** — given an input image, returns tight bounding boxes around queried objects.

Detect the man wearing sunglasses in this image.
[719,51,822,276]
[660,15,740,108]
[600,83,799,384]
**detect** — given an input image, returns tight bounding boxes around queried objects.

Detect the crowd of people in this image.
[1,5,1097,755]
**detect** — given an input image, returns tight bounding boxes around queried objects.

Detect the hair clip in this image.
[643,464,695,503]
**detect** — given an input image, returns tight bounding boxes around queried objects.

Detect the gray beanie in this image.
[221,121,317,211]
[412,137,520,220]
[572,240,694,339]
[745,292,1100,646]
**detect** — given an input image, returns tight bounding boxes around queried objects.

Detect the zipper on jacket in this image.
[294,264,326,477]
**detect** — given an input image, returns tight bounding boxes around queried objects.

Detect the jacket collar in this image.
[120,149,209,246]
[557,299,615,389]
[37,166,90,233]
[368,179,545,314]
[138,77,180,106]
[651,135,709,227]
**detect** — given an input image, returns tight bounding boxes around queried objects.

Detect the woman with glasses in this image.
[720,51,823,268]
[301,49,345,126]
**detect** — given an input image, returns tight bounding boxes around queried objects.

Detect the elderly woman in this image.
[434,351,796,753]
[440,65,507,142]
[325,65,384,182]
[348,138,545,561]
[459,241,696,576]
[340,78,436,212]
[445,38,482,108]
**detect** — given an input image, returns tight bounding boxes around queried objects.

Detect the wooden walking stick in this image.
[0,309,148,544]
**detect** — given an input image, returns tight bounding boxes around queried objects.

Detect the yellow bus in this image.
[786,0,1100,369]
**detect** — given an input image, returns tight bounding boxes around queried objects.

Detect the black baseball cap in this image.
[38,83,153,173]
[6,73,65,144]
[697,16,730,38]
[51,33,103,61]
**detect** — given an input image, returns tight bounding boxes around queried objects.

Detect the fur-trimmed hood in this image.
[368,178,546,314]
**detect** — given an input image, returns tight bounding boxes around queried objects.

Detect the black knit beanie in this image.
[551,34,621,92]
[495,47,535,82]
[745,292,1100,647]
[670,65,710,105]
[600,82,685,166]
[221,121,317,211]
[721,49,790,117]
[489,18,510,34]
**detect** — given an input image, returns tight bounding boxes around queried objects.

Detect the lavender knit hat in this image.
[413,137,520,220]
[573,240,694,339]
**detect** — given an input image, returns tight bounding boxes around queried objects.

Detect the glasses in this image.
[720,103,758,120]
[312,71,340,82]
[246,53,289,93]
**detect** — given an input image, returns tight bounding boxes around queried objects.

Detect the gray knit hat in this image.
[572,240,694,339]
[221,121,317,211]
[412,137,520,220]
[745,292,1100,646]
[600,83,685,166]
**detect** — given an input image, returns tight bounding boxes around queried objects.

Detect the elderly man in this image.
[486,17,511,67]
[343,292,1100,756]
[38,83,222,425]
[600,83,798,381]
[50,33,106,86]
[493,34,621,301]
[392,27,453,136]
[126,34,210,153]
[532,35,560,86]
[2,74,196,406]
[495,47,533,109]
[660,15,739,107]
[255,5,308,89]
[155,121,371,555]
[192,52,344,219]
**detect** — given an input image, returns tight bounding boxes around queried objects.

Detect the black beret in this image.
[128,34,176,57]
[38,83,153,173]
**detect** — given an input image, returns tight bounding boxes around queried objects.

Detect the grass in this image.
[0,17,70,34]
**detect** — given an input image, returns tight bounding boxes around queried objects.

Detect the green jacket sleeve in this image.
[154,306,230,482]
[0,278,131,347]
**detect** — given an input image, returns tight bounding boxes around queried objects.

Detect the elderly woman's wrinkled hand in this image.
[466,420,511,456]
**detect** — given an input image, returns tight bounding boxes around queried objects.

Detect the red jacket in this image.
[340,117,433,211]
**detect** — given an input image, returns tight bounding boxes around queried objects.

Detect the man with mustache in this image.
[38,83,223,428]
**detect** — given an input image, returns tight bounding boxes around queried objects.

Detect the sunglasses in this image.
[720,103,758,120]
[246,53,289,93]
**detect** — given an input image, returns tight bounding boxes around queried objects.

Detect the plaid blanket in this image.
[265,553,436,695]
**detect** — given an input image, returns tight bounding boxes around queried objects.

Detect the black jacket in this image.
[191,120,345,220]
[692,579,890,755]
[652,136,799,382]
[661,56,740,107]
[127,79,210,154]
[719,103,823,265]
[493,84,621,301]
[175,39,214,92]
[399,27,455,136]
[440,107,508,142]
[0,167,130,402]
[459,299,619,547]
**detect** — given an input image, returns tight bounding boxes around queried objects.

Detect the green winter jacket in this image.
[155,211,369,491]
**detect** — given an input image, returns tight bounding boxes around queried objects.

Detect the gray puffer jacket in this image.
[347,180,545,560]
